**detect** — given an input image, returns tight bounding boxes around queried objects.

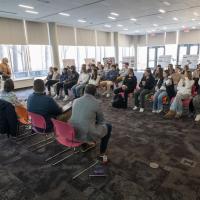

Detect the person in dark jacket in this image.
[54,67,70,100]
[0,99,18,137]
[63,65,79,101]
[133,68,155,112]
[27,79,62,132]
[114,68,137,108]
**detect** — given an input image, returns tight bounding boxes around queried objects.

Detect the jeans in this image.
[153,90,168,111]
[170,93,189,115]
[100,123,112,154]
[45,80,59,92]
[71,84,86,98]
[134,89,152,108]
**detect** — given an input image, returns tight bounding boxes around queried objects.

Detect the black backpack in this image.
[112,93,126,108]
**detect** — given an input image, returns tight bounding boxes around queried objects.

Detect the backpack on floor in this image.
[112,92,126,108]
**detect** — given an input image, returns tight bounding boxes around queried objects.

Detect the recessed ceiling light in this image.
[158,9,166,13]
[104,24,111,28]
[123,28,128,31]
[193,12,199,16]
[59,12,70,17]
[25,10,39,14]
[117,24,123,27]
[192,18,196,21]
[192,26,196,29]
[110,12,119,16]
[163,1,171,6]
[173,17,178,21]
[18,4,34,9]
[130,18,137,21]
[153,24,158,27]
[78,19,86,23]
[152,29,156,32]
[108,16,116,20]
[182,25,185,28]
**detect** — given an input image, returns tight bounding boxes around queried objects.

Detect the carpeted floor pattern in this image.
[0,88,200,200]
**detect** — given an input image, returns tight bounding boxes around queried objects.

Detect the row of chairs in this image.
[17,112,99,180]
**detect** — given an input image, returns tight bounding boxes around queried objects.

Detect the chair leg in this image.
[16,132,38,140]
[52,149,79,166]
[45,148,71,162]
[28,136,54,148]
[72,160,99,180]
[31,139,55,151]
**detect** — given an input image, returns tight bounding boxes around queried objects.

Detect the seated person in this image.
[54,67,69,100]
[97,64,105,80]
[165,70,194,119]
[63,65,79,101]
[189,78,200,121]
[152,69,175,113]
[168,64,175,75]
[116,62,129,83]
[193,64,200,92]
[0,79,21,106]
[114,68,137,108]
[0,99,18,138]
[71,64,90,98]
[0,57,11,80]
[45,67,60,95]
[133,68,155,112]
[100,64,119,98]
[153,64,162,82]
[45,67,54,82]
[27,79,63,132]
[88,68,101,86]
[171,66,182,92]
[69,84,112,162]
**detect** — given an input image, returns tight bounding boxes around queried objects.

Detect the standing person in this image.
[71,64,90,98]
[165,70,194,119]
[69,84,112,162]
[54,68,69,100]
[63,65,79,101]
[45,67,60,95]
[0,58,11,80]
[152,69,175,113]
[114,68,137,108]
[133,68,155,112]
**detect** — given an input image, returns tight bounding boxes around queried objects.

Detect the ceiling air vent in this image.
[37,0,50,3]
[0,10,17,15]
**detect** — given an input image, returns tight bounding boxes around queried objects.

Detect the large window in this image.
[165,44,177,65]
[137,46,147,71]
[147,46,165,68]
[119,47,135,67]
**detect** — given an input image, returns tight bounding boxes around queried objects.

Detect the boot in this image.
[164,110,176,119]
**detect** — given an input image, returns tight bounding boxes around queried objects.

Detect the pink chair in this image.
[27,112,54,150]
[47,119,98,179]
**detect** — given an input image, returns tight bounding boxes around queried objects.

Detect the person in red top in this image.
[0,58,11,80]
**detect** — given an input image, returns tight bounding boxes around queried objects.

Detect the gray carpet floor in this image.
[0,88,200,200]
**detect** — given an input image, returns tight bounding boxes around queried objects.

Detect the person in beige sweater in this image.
[0,58,11,80]
[171,66,182,91]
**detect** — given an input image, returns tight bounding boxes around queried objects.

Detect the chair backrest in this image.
[51,118,77,146]
[28,112,46,130]
[15,105,29,124]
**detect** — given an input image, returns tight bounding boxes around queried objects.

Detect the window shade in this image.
[148,33,164,46]
[57,25,75,45]
[97,31,112,46]
[179,29,200,44]
[118,34,132,46]
[76,28,95,46]
[0,17,26,45]
[26,21,49,45]
[165,32,177,44]
[137,35,146,46]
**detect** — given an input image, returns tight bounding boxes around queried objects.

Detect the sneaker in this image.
[97,155,108,164]
[195,114,200,122]
[157,109,163,114]
[54,95,59,100]
[63,95,70,102]
[106,93,110,98]
[139,108,144,113]
[133,106,138,111]
[152,110,156,113]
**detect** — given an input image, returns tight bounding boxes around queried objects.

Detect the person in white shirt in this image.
[165,70,194,119]
[88,68,100,86]
[71,64,90,98]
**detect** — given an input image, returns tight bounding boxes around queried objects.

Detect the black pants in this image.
[63,82,76,95]
[56,82,64,95]
[114,88,133,108]
[100,124,112,154]
[134,89,152,108]
[45,80,59,92]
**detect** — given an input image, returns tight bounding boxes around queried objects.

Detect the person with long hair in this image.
[165,70,194,119]
[88,68,100,86]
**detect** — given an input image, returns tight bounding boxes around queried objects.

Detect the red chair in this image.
[27,112,54,150]
[47,119,98,180]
